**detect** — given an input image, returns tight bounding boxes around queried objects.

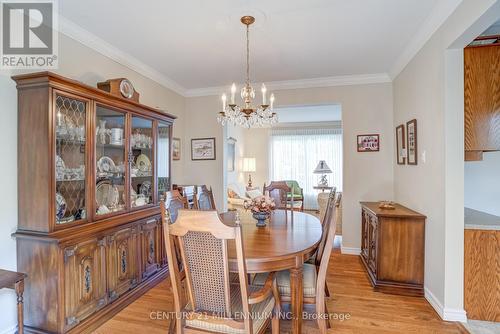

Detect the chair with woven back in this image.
[166,189,189,223]
[194,185,217,211]
[161,204,281,334]
[253,190,338,333]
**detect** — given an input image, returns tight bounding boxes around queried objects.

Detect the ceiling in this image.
[276,105,341,123]
[59,0,458,95]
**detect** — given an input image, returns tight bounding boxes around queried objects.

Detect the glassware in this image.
[55,94,87,224]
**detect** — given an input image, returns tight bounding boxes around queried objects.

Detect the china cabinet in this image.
[13,72,175,333]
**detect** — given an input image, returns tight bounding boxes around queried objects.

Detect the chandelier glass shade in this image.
[217,16,278,128]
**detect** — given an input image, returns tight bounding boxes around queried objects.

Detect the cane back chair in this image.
[194,185,217,211]
[253,191,339,333]
[166,189,189,223]
[263,181,292,214]
[161,206,281,334]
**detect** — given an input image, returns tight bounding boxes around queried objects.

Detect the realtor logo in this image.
[1,0,58,69]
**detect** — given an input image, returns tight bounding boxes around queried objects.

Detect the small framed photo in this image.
[357,134,380,152]
[406,119,418,165]
[172,137,181,161]
[396,125,406,165]
[191,138,216,161]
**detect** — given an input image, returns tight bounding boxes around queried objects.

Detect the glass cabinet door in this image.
[157,122,170,202]
[55,93,87,225]
[95,105,127,217]
[130,116,153,208]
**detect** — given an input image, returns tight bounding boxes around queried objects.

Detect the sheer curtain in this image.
[269,127,342,210]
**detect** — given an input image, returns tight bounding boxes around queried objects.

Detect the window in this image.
[270,127,342,210]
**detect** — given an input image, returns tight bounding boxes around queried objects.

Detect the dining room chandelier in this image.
[217,16,278,128]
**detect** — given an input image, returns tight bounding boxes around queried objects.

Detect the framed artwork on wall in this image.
[227,137,236,172]
[172,137,181,160]
[357,134,380,152]
[191,137,216,160]
[396,125,406,165]
[406,119,418,165]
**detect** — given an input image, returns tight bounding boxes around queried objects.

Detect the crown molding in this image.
[389,0,463,79]
[185,73,391,97]
[58,15,187,96]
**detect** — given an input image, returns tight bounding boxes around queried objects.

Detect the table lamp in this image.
[242,157,256,188]
[313,160,332,186]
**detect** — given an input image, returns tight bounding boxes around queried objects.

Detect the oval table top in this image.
[221,210,322,273]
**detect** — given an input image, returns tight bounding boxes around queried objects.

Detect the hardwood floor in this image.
[95,249,468,333]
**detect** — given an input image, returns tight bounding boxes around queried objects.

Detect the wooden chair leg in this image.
[316,298,328,334]
[324,282,330,298]
[272,315,280,334]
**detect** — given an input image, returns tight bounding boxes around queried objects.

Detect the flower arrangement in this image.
[244,195,276,214]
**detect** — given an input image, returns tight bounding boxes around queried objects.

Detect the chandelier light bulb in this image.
[230,83,236,104]
[261,83,267,105]
[221,93,227,111]
[270,93,275,110]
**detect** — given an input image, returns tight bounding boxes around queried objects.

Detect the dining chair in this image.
[162,208,281,334]
[166,189,189,223]
[263,181,292,214]
[284,180,304,211]
[253,192,338,333]
[193,185,216,211]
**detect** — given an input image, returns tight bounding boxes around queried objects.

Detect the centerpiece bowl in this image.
[244,195,276,227]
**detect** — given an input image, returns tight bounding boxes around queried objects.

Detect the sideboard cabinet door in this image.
[361,210,369,261]
[368,215,378,275]
[140,217,161,279]
[63,238,107,330]
[107,226,139,301]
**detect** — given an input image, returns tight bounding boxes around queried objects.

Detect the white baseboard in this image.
[0,324,17,334]
[424,287,467,323]
[340,246,361,255]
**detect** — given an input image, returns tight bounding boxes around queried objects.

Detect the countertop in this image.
[464,208,500,230]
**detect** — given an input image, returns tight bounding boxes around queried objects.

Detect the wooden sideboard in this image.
[13,72,175,333]
[360,202,426,296]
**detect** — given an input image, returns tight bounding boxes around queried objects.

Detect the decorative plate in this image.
[120,79,135,99]
[139,181,152,199]
[96,180,119,208]
[97,156,116,173]
[56,192,67,220]
[135,154,151,172]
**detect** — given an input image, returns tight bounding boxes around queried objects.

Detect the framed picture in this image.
[406,119,418,165]
[227,137,236,172]
[396,125,406,165]
[172,137,181,160]
[191,137,216,160]
[357,134,380,152]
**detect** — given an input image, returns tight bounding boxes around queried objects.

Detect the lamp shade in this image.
[313,160,332,174]
[242,158,256,172]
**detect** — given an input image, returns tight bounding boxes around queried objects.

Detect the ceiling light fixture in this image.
[217,16,278,128]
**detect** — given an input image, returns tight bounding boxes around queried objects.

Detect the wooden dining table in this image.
[221,209,322,334]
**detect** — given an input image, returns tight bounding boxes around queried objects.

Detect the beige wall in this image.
[0,33,185,332]
[183,96,225,209]
[392,0,500,319]
[183,84,394,253]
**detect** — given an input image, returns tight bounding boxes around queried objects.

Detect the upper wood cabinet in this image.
[13,72,175,233]
[464,43,500,161]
